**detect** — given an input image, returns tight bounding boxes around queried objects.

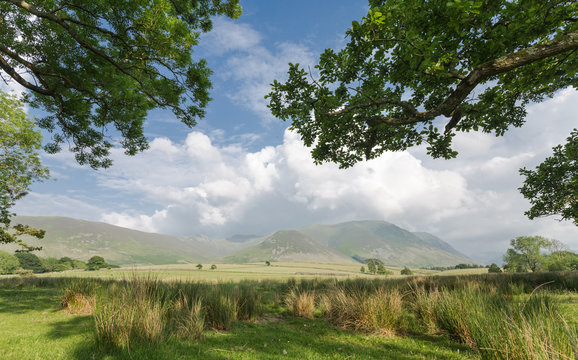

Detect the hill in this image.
[298,221,471,267]
[11,216,207,266]
[223,230,353,263]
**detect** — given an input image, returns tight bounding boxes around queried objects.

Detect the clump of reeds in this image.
[170,295,205,340]
[323,287,403,335]
[284,288,316,319]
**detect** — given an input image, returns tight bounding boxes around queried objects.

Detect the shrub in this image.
[401,267,413,275]
[488,263,502,273]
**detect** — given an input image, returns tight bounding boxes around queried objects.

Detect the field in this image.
[34,262,478,281]
[0,264,576,360]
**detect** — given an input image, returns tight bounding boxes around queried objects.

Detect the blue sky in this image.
[6,1,578,262]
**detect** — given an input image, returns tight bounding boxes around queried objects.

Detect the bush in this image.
[488,263,502,273]
[15,252,45,273]
[0,251,19,274]
[401,267,413,275]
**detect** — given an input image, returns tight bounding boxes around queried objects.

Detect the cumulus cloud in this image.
[92,129,471,240]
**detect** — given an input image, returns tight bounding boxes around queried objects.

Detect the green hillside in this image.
[11,216,207,266]
[223,230,353,263]
[299,221,471,267]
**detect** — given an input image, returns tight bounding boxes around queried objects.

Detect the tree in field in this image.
[0,0,241,168]
[487,263,502,273]
[265,260,271,266]
[0,91,49,250]
[400,266,413,275]
[86,255,107,271]
[519,130,577,226]
[367,260,377,274]
[0,250,19,274]
[15,251,45,273]
[268,0,577,220]
[210,264,217,270]
[196,263,203,270]
[360,265,366,273]
[503,236,552,272]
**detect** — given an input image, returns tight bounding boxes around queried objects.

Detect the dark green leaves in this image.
[267,0,577,168]
[0,0,241,168]
[519,130,578,226]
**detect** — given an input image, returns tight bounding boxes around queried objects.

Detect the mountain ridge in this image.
[11,216,472,267]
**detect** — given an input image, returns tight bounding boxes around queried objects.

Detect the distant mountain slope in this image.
[12,216,207,265]
[223,230,353,263]
[298,221,471,267]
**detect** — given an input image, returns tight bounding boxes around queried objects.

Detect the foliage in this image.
[265,260,271,266]
[503,236,552,272]
[0,250,19,274]
[268,0,577,169]
[401,266,413,275]
[376,263,392,275]
[14,251,45,273]
[0,0,241,168]
[367,260,377,274]
[0,91,49,250]
[487,263,502,273]
[86,256,107,271]
[210,264,217,270]
[196,263,203,270]
[546,251,578,271]
[40,257,60,272]
[360,266,365,273]
[519,129,578,225]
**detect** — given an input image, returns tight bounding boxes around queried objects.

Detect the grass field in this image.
[31,262,476,281]
[0,264,575,360]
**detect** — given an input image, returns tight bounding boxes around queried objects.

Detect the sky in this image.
[5,0,578,262]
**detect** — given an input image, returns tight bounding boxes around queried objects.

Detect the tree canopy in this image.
[519,130,577,226]
[0,0,241,168]
[0,90,49,250]
[268,0,577,167]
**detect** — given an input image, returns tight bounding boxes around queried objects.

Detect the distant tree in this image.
[53,263,71,272]
[519,130,577,226]
[0,250,19,274]
[196,264,203,270]
[367,260,377,274]
[488,263,502,273]
[40,257,59,272]
[546,251,578,271]
[86,256,107,271]
[265,261,271,266]
[503,236,552,272]
[15,252,45,273]
[360,266,366,273]
[400,267,413,275]
[211,264,217,270]
[376,263,392,275]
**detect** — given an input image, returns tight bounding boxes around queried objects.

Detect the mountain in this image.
[11,216,207,266]
[223,230,353,263]
[297,221,471,267]
[10,216,471,268]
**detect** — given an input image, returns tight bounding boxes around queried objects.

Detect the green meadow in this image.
[0,266,576,360]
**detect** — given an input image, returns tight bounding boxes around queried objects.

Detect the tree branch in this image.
[334,30,578,128]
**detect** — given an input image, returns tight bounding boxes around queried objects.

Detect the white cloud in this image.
[202,19,316,121]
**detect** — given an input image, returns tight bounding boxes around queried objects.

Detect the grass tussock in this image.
[284,288,316,319]
[323,287,403,335]
[60,290,95,315]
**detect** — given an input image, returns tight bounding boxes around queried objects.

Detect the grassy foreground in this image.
[0,270,576,360]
